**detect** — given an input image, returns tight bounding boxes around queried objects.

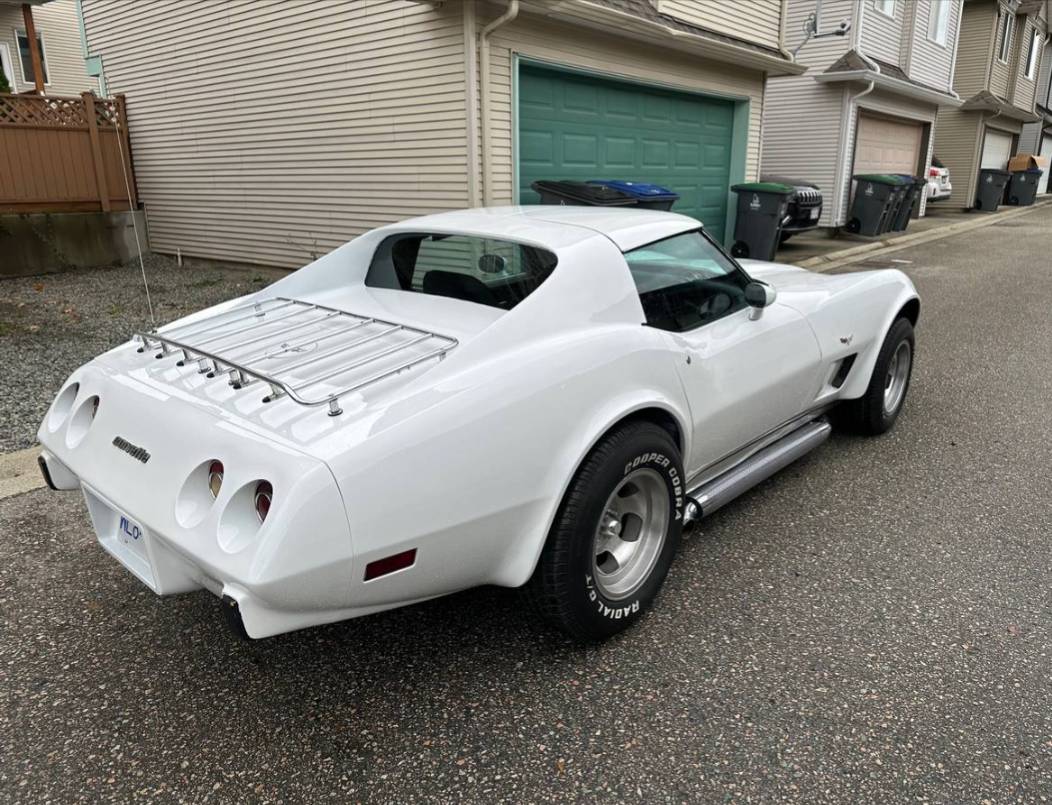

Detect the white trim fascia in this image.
[815,70,964,107]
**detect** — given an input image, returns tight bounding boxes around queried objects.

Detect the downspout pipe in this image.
[463,2,481,207]
[480,0,519,206]
[835,0,878,225]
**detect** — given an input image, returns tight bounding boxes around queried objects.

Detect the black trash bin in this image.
[729,182,794,261]
[847,175,903,236]
[588,180,680,210]
[890,175,923,232]
[1005,169,1043,206]
[530,180,637,206]
[974,168,1011,211]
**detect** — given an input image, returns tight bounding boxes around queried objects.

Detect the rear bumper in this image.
[36,363,361,639]
[927,182,952,201]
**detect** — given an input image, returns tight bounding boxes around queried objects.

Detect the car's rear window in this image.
[365,233,558,310]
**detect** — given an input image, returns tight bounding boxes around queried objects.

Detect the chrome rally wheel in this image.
[592,469,670,601]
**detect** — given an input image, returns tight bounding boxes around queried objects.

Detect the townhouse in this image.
[934,0,1048,207]
[1018,3,1052,192]
[77,0,804,268]
[762,0,965,229]
[0,0,95,95]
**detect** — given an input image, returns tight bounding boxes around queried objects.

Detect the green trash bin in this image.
[729,182,794,262]
[975,169,1010,211]
[847,175,903,236]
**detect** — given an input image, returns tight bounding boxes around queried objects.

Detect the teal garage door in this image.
[518,65,736,238]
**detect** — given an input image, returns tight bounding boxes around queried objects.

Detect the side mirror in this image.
[744,281,777,319]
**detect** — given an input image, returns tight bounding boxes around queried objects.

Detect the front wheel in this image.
[837,317,914,435]
[526,421,685,642]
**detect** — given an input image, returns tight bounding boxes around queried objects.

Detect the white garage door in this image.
[1039,134,1052,194]
[980,129,1014,170]
[854,114,924,175]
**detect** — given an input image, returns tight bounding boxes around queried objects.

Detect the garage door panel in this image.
[605,137,636,167]
[980,129,1014,170]
[562,133,600,166]
[854,114,924,175]
[518,65,734,234]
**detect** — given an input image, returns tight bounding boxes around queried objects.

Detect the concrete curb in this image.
[0,446,44,500]
[797,199,1052,272]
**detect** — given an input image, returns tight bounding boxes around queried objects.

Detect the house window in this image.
[996,9,1013,63]
[928,1,951,46]
[873,0,896,17]
[1025,30,1041,79]
[15,28,49,86]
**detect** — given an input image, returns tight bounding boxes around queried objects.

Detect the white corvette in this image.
[38,207,918,641]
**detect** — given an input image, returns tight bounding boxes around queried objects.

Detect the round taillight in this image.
[254,481,273,523]
[207,461,224,499]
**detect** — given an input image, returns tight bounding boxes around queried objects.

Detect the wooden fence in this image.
[0,92,138,213]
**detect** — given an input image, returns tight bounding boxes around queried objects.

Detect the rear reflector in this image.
[364,549,417,581]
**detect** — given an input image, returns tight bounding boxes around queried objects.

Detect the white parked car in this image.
[927,157,952,202]
[38,207,919,642]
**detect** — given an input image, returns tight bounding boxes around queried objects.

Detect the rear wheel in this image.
[527,421,685,642]
[837,317,914,435]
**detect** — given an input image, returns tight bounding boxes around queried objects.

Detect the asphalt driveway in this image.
[2,205,1051,803]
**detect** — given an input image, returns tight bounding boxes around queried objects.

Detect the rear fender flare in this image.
[491,393,691,588]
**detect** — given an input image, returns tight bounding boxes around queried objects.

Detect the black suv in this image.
[761,175,823,243]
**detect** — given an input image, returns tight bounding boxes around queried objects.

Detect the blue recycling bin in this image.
[588,180,680,210]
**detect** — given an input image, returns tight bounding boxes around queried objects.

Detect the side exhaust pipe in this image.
[684,420,832,523]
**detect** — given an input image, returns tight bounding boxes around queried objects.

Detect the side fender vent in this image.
[831,354,857,389]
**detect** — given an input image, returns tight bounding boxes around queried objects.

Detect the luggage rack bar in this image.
[135,297,458,416]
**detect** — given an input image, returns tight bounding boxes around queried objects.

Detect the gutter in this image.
[480,0,519,205]
[815,70,966,107]
[74,0,106,94]
[834,1,876,226]
[778,0,794,62]
[463,2,481,207]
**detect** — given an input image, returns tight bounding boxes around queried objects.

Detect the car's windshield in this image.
[624,230,749,332]
[366,233,558,310]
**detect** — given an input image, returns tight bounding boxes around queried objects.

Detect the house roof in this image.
[815,49,962,107]
[515,0,806,76]
[960,90,1042,122]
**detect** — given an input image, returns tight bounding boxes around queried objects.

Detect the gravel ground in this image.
[2,206,1052,803]
[0,254,287,452]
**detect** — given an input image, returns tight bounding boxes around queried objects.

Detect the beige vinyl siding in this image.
[483,11,766,206]
[654,0,782,50]
[1010,17,1039,109]
[907,0,962,91]
[990,7,1014,98]
[1020,40,1052,150]
[81,0,469,268]
[953,0,997,96]
[0,0,95,95]
[761,82,846,227]
[933,108,983,205]
[861,0,904,65]
[762,0,856,226]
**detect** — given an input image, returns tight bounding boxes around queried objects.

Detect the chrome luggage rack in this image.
[135,297,458,416]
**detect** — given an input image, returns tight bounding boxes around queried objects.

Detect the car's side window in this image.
[624,231,750,332]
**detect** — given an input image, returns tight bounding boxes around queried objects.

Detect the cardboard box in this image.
[1007,154,1049,173]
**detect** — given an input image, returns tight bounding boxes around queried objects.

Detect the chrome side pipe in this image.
[683,420,832,524]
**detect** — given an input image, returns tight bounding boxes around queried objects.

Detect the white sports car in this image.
[38,207,918,642]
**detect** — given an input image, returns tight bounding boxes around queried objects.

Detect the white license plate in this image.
[810,208,821,220]
[117,513,148,559]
